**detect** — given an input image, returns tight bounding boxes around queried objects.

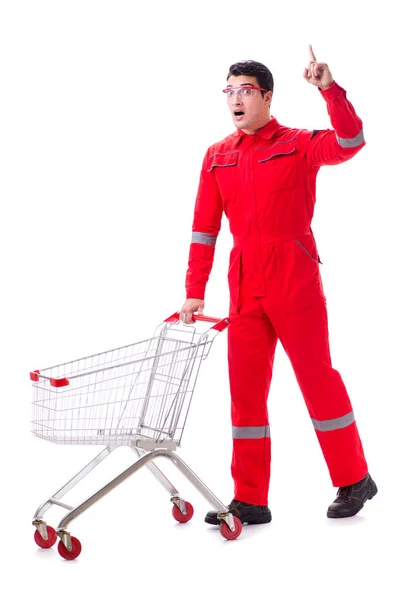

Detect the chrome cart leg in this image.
[33,446,114,538]
[132,447,189,516]
[56,448,170,532]
[55,449,236,544]
[132,447,179,495]
[159,451,236,530]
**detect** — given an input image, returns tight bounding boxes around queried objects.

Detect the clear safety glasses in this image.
[222,86,268,99]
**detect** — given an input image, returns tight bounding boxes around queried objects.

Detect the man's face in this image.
[225,75,272,134]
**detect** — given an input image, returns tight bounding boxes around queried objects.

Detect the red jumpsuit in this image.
[185,82,368,505]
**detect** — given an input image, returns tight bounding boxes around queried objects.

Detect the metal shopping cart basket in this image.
[30,312,242,559]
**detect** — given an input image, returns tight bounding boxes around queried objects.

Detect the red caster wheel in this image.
[57,536,82,560]
[34,526,57,549]
[172,501,194,523]
[220,516,242,540]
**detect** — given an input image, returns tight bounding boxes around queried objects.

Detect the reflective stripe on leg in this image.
[312,410,355,432]
[232,426,270,439]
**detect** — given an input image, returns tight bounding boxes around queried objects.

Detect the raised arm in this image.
[303,45,365,167]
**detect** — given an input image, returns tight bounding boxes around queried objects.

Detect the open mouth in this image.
[234,111,244,117]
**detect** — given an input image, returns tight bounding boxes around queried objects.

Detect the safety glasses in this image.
[222,86,268,99]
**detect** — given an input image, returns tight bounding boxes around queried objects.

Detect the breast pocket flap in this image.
[257,139,297,163]
[207,151,238,171]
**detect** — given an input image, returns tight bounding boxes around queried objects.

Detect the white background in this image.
[0,0,398,597]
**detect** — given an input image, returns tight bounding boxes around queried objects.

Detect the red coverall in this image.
[185,82,368,505]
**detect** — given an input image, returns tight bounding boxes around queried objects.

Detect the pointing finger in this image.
[309,44,317,62]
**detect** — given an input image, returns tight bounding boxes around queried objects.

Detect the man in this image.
[181,46,377,526]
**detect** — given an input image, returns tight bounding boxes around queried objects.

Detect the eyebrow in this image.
[225,82,256,88]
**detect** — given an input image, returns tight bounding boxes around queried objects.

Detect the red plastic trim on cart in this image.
[29,371,69,387]
[49,377,70,388]
[165,312,230,332]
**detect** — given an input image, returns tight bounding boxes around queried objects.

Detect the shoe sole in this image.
[205,514,272,526]
[327,480,378,519]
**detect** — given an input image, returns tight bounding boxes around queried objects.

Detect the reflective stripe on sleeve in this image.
[336,130,364,148]
[191,232,217,246]
[312,410,355,432]
[232,426,270,439]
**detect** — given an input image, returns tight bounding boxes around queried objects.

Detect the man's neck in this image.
[241,115,272,136]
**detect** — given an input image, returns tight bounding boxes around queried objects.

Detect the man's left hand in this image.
[303,45,334,90]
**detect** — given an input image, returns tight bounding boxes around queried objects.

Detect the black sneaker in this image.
[205,500,272,526]
[327,473,378,518]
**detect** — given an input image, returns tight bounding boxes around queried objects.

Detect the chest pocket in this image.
[207,151,238,202]
[255,138,298,192]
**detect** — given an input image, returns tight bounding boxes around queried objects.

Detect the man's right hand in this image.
[180,298,205,324]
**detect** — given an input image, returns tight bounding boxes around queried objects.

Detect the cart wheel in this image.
[57,537,82,560]
[34,526,57,549]
[220,516,242,540]
[172,501,194,523]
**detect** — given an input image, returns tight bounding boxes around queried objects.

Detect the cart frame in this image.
[31,312,242,558]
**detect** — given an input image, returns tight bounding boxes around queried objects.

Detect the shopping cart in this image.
[30,312,242,559]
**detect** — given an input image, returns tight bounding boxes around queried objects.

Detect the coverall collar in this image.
[235,117,281,146]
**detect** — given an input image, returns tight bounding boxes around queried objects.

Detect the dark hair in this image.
[227,60,274,94]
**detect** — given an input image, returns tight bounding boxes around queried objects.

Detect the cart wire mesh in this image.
[31,319,218,448]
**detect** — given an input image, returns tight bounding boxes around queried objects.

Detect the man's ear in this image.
[265,91,273,105]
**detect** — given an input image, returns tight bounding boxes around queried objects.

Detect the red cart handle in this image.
[29,370,70,387]
[165,312,230,332]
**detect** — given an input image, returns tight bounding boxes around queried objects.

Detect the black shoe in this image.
[205,500,272,526]
[327,473,378,518]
